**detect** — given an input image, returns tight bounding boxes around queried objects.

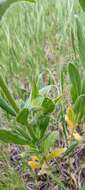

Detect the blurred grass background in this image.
[0,0,80,81]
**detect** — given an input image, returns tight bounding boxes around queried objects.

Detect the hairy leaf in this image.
[31,81,39,100]
[16,108,29,125]
[41,132,57,153]
[0,75,19,112]
[42,97,55,113]
[68,63,81,102]
[70,85,78,103]
[38,114,50,138]
[0,96,16,116]
[0,129,29,145]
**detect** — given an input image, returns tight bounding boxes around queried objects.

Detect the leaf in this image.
[41,132,57,153]
[31,81,39,100]
[46,148,66,161]
[16,108,29,125]
[79,0,85,12]
[81,77,85,94]
[68,63,81,102]
[0,96,16,116]
[0,75,19,113]
[64,141,79,156]
[0,0,35,18]
[39,85,53,96]
[42,97,55,113]
[15,127,32,144]
[76,17,85,66]
[0,129,29,145]
[39,115,50,138]
[70,85,78,103]
[30,114,49,140]
[32,95,44,108]
[74,95,85,122]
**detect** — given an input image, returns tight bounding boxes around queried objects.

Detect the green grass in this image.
[0,0,81,81]
[0,0,77,103]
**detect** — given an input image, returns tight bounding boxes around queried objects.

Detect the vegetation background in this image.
[0,0,85,190]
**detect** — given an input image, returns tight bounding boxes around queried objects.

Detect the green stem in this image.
[0,75,19,113]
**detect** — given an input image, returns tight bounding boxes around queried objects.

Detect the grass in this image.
[0,0,78,77]
[0,0,78,100]
[0,145,26,190]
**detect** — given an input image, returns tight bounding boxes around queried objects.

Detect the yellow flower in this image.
[65,106,81,142]
[65,115,74,129]
[28,148,66,171]
[65,106,75,129]
[28,156,40,170]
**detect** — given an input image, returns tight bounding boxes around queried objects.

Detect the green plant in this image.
[68,63,85,123]
[79,0,85,12]
[0,1,85,189]
[0,75,65,170]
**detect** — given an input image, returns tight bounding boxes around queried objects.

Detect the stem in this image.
[61,101,68,146]
[0,75,19,113]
